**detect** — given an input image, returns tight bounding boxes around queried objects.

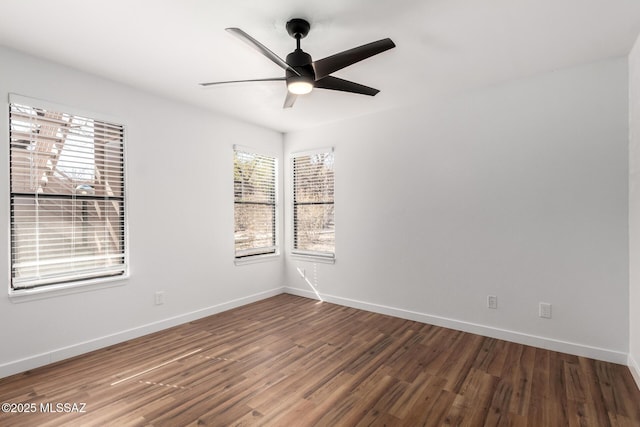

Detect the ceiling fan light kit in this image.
[200,18,395,108]
[287,78,314,95]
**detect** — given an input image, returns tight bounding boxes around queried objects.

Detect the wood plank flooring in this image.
[0,294,639,426]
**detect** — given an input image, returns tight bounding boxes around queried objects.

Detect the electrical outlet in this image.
[487,295,498,309]
[155,291,165,305]
[539,302,551,319]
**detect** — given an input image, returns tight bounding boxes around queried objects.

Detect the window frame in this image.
[7,94,128,299]
[233,144,279,264]
[291,147,335,263]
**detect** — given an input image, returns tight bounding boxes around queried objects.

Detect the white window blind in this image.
[234,146,277,258]
[292,149,335,258]
[9,97,126,289]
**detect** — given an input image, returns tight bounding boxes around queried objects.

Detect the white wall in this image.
[1,45,633,378]
[285,57,630,363]
[0,47,285,377]
[629,33,640,386]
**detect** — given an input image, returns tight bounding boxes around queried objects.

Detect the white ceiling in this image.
[1,0,640,133]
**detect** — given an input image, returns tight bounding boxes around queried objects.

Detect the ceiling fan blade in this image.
[314,76,380,96]
[199,77,285,87]
[283,91,297,108]
[312,38,395,80]
[226,28,300,76]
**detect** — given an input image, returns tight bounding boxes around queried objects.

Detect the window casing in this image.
[234,146,278,259]
[292,149,335,259]
[9,95,126,290]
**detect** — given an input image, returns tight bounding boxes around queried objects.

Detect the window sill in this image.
[234,253,280,266]
[290,253,336,264]
[8,274,129,303]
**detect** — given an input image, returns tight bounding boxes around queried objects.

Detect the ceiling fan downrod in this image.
[285,19,314,95]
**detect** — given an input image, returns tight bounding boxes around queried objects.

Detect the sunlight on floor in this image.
[297,267,323,302]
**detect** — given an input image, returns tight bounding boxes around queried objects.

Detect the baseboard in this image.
[3,286,631,380]
[629,353,640,390]
[0,287,285,379]
[284,287,628,365]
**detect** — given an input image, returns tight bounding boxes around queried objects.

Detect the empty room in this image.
[1,0,640,425]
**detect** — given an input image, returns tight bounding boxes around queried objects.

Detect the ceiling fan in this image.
[200,18,396,108]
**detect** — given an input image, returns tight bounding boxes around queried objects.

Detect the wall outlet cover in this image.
[487,295,498,309]
[155,291,165,305]
[539,302,552,319]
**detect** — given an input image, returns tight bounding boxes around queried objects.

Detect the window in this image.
[292,149,335,259]
[234,146,277,259]
[9,95,126,290]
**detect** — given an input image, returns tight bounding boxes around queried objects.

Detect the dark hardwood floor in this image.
[1,294,639,426]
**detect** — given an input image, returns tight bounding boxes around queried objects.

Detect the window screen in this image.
[292,149,335,258]
[9,96,126,289]
[234,146,277,258]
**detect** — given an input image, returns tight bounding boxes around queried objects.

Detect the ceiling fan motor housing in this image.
[286,49,315,86]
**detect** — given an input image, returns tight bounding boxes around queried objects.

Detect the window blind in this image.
[292,149,335,257]
[9,98,126,289]
[234,147,277,258]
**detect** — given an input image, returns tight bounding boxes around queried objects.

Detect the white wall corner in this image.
[629,353,640,391]
[629,29,640,394]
